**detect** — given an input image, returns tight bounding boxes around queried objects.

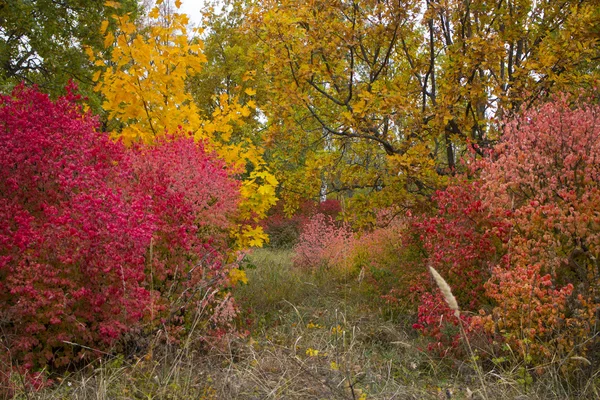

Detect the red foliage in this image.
[292,213,354,270]
[388,181,506,354]
[413,292,474,357]
[388,95,600,368]
[410,181,509,310]
[317,199,343,219]
[0,84,154,370]
[127,136,240,333]
[0,85,242,381]
[475,96,600,364]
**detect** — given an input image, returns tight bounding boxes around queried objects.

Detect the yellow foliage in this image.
[93,3,277,247]
[245,0,599,223]
[305,348,320,357]
[232,225,270,248]
[228,268,248,286]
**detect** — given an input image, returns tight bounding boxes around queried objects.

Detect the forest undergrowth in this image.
[16,249,595,400]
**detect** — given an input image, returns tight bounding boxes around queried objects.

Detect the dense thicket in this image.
[0,85,241,385]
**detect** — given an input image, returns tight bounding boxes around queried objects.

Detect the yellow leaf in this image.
[179,13,189,25]
[100,20,109,35]
[264,173,278,187]
[104,1,121,9]
[341,111,353,121]
[83,46,95,60]
[149,6,160,19]
[103,32,114,48]
[306,348,320,357]
[353,100,366,114]
[242,71,256,82]
[175,0,182,8]
[244,88,256,96]
[221,131,231,142]
[229,268,248,285]
[241,225,268,247]
[121,21,135,35]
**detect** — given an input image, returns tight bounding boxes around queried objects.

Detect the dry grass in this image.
[14,249,599,399]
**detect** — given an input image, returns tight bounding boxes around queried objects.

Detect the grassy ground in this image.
[16,249,598,399]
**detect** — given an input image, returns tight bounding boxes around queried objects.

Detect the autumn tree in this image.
[188,0,274,193]
[93,0,277,247]
[0,0,138,103]
[190,0,268,122]
[243,0,600,221]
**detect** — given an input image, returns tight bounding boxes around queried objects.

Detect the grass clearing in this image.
[17,249,598,399]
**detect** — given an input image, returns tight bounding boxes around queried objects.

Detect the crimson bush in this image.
[409,95,600,372]
[0,85,154,370]
[0,85,241,379]
[475,95,600,368]
[292,213,354,270]
[391,182,506,354]
[127,136,240,336]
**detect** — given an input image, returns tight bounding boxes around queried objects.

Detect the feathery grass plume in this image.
[429,266,489,400]
[428,266,460,318]
[570,356,592,366]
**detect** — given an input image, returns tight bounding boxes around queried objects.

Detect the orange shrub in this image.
[475,95,600,369]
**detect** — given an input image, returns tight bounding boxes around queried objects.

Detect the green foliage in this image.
[0,0,138,105]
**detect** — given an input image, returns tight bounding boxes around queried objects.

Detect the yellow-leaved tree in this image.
[241,0,599,225]
[92,0,277,247]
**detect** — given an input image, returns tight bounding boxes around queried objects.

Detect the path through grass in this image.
[24,249,580,399]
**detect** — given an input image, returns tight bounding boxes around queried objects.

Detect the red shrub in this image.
[475,96,600,365]
[412,292,474,357]
[389,181,507,354]
[0,84,154,370]
[410,181,509,310]
[400,95,600,369]
[0,85,243,381]
[293,213,354,270]
[127,136,240,334]
[316,199,342,219]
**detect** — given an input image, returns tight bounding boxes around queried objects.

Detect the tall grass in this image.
[17,250,599,399]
